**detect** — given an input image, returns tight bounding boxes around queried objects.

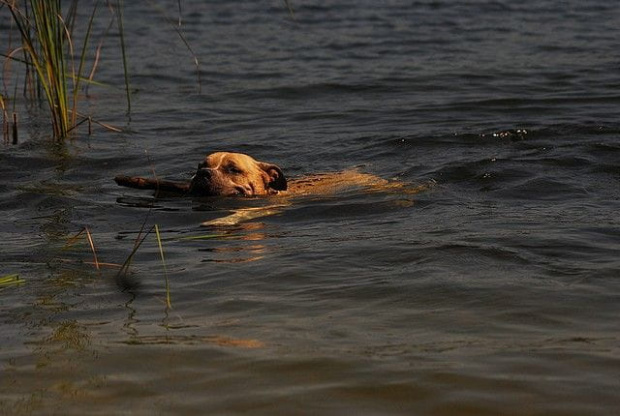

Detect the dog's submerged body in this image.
[115,151,398,198]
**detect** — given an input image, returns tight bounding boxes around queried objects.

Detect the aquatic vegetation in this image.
[154,224,171,309]
[0,94,7,142]
[0,93,18,144]
[1,1,294,141]
[1,0,129,141]
[0,273,24,289]
[113,223,172,307]
[64,227,100,270]
[63,223,172,307]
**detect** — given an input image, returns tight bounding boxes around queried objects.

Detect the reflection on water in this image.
[197,221,270,263]
[122,335,265,348]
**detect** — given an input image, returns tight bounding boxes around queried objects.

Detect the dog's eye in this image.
[227,165,243,175]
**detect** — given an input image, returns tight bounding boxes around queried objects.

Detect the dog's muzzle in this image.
[191,168,250,196]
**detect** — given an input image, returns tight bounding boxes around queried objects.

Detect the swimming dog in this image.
[114,151,430,225]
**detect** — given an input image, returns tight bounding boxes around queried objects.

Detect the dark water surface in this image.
[2,1,620,414]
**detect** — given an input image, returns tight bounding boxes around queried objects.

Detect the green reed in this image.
[6,1,78,139]
[154,224,171,309]
[0,94,7,142]
[2,0,128,141]
[0,273,24,289]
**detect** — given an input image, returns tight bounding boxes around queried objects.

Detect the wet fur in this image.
[114,151,429,226]
[115,152,400,198]
[115,152,286,197]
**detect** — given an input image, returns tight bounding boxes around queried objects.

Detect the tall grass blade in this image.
[154,224,172,309]
[115,224,154,287]
[6,0,69,139]
[283,0,295,19]
[64,227,87,248]
[114,0,131,114]
[86,16,116,95]
[72,3,99,128]
[84,226,100,270]
[146,0,201,90]
[1,94,7,143]
[115,206,154,290]
[2,0,113,139]
[63,227,101,271]
[0,274,24,289]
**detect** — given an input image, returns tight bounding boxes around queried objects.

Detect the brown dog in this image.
[115,151,430,225]
[190,152,287,196]
[114,151,429,198]
[114,152,287,197]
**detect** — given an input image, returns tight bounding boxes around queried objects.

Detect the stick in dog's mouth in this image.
[115,152,287,197]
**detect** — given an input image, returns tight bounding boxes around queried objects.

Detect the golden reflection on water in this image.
[122,335,265,348]
[197,221,270,264]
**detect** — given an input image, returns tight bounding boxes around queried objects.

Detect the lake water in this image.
[1,1,619,414]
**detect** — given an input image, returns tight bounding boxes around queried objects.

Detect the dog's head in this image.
[189,152,287,197]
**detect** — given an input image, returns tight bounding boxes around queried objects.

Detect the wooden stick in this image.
[114,175,190,194]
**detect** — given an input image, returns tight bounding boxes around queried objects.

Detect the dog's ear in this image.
[258,162,287,191]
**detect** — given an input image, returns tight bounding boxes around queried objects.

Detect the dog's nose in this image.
[195,167,213,178]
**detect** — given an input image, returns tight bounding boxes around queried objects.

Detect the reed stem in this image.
[2,0,113,140]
